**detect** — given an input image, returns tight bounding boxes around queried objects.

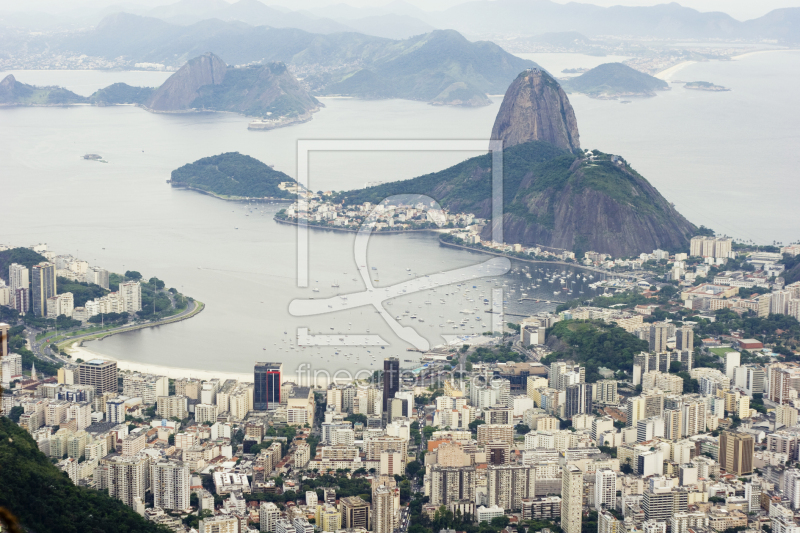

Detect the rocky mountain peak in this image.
[491,68,580,152]
[146,52,228,111]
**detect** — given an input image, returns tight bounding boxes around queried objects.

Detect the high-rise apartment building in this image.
[649,323,670,353]
[0,322,8,359]
[428,465,476,507]
[260,502,281,532]
[152,461,190,510]
[119,281,143,313]
[598,510,620,533]
[8,264,29,312]
[340,496,370,530]
[373,486,394,533]
[595,468,616,511]
[477,424,514,446]
[681,398,707,437]
[595,380,619,405]
[30,262,56,316]
[675,327,694,352]
[383,357,400,414]
[77,359,118,394]
[487,464,536,511]
[565,383,591,419]
[254,362,282,410]
[561,465,582,533]
[643,483,688,522]
[719,431,754,475]
[106,455,148,509]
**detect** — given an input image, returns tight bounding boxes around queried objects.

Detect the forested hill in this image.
[0,417,169,533]
[561,63,669,97]
[0,248,46,284]
[170,152,297,200]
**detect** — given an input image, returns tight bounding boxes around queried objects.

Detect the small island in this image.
[685,81,730,92]
[169,152,301,201]
[561,62,669,99]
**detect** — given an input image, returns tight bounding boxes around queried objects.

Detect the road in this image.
[28,299,201,364]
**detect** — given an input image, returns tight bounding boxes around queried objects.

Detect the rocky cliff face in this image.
[490,68,580,152]
[147,52,227,111]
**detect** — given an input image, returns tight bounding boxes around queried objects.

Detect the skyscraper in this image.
[372,486,394,533]
[254,362,282,410]
[31,262,56,316]
[561,465,582,533]
[649,323,670,353]
[565,383,591,419]
[719,431,754,475]
[383,357,399,413]
[0,322,9,359]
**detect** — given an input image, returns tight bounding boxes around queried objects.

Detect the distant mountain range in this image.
[2,0,798,43]
[58,16,535,105]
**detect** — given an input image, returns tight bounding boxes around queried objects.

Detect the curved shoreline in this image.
[274,216,444,234]
[59,300,205,353]
[172,186,294,203]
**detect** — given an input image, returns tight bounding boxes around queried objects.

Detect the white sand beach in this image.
[655,61,697,80]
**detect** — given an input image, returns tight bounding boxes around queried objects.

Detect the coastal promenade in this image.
[30,299,205,362]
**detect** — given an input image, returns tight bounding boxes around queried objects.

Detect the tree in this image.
[515,423,531,435]
[491,516,510,529]
[468,419,485,433]
[124,270,142,280]
[669,361,682,373]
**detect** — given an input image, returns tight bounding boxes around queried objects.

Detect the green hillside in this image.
[89,82,155,105]
[0,248,46,284]
[0,417,169,533]
[562,62,668,97]
[170,152,297,199]
[0,74,87,105]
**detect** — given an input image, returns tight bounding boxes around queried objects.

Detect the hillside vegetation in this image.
[562,63,669,97]
[89,82,155,105]
[0,74,87,105]
[0,248,46,284]
[541,319,649,382]
[0,418,169,533]
[170,152,296,199]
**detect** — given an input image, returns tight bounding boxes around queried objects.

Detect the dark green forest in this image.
[0,418,169,533]
[170,152,296,199]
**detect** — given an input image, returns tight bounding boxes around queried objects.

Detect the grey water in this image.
[1,50,797,375]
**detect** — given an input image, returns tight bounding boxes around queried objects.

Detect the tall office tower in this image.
[561,465,583,533]
[30,262,56,316]
[341,496,371,530]
[254,362,282,410]
[487,464,536,511]
[664,409,682,441]
[428,465,477,506]
[260,502,281,532]
[785,469,800,510]
[77,359,118,394]
[106,455,148,508]
[719,431,754,475]
[119,281,143,313]
[681,399,707,437]
[598,510,620,533]
[0,322,8,359]
[373,486,394,533]
[383,357,400,414]
[595,469,617,511]
[675,327,694,352]
[152,461,190,510]
[565,383,591,419]
[725,352,740,380]
[8,263,29,311]
[649,323,670,353]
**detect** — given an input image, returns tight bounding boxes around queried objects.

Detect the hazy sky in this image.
[2,0,798,21]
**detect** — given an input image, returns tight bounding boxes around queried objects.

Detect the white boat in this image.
[312,288,320,292]
[460,309,471,314]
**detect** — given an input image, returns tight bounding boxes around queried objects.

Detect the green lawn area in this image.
[710,347,734,358]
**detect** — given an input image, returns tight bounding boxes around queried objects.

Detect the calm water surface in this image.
[2,52,797,374]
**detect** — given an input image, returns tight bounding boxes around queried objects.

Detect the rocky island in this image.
[685,81,730,91]
[561,62,669,99]
[169,152,299,201]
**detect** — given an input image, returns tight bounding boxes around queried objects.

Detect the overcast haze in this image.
[1,0,799,21]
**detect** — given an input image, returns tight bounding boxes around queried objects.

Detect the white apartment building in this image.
[152,461,190,511]
[46,292,74,318]
[119,281,143,313]
[595,468,617,511]
[106,455,148,509]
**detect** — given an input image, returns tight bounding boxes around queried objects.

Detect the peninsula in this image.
[685,81,731,91]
